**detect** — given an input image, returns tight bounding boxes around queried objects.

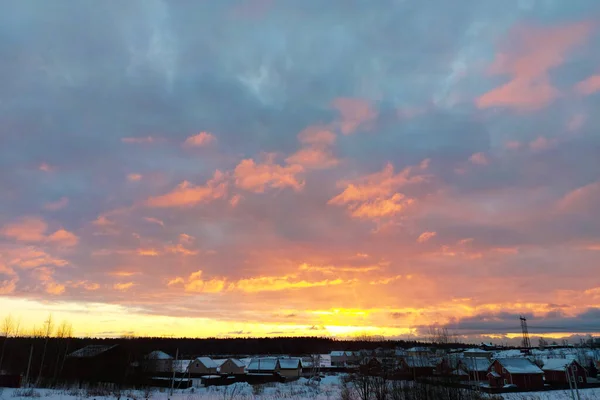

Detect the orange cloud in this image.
[179,234,194,244]
[297,125,336,146]
[1,217,48,242]
[557,181,600,213]
[114,282,135,291]
[183,270,227,293]
[7,247,68,269]
[417,231,437,243]
[165,244,199,256]
[298,263,381,274]
[43,197,69,211]
[469,152,489,165]
[574,74,600,95]
[285,147,339,169]
[183,131,216,147]
[234,158,304,192]
[36,267,66,295]
[146,170,227,207]
[234,275,347,293]
[332,97,378,134]
[329,161,429,218]
[46,282,66,295]
[143,217,164,227]
[46,229,79,247]
[0,278,17,295]
[477,21,593,110]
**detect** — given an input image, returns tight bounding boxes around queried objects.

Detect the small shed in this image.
[542,359,587,386]
[189,357,218,375]
[278,358,302,379]
[487,358,544,390]
[144,350,174,373]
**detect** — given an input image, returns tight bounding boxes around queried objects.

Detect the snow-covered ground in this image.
[2,380,600,400]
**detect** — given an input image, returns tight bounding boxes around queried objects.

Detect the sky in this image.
[1,0,600,343]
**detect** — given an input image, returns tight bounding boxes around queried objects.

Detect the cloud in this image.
[477,21,593,110]
[183,132,216,147]
[329,161,429,219]
[43,197,69,211]
[46,229,79,247]
[469,152,489,166]
[146,171,228,207]
[121,137,160,144]
[332,98,378,135]
[417,231,437,243]
[143,217,165,227]
[114,282,135,291]
[1,217,48,242]
[127,173,143,182]
[285,147,339,169]
[234,157,304,192]
[298,126,336,146]
[182,270,227,293]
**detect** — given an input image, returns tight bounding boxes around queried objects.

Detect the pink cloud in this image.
[574,74,600,95]
[127,173,143,182]
[332,97,378,135]
[529,136,556,152]
[417,231,437,243]
[43,197,69,211]
[183,131,216,148]
[285,147,339,170]
[39,163,55,172]
[234,158,304,192]
[143,217,164,227]
[1,217,48,242]
[469,152,489,165]
[557,181,600,213]
[297,125,337,146]
[477,21,593,110]
[505,141,522,150]
[567,113,586,132]
[46,229,79,247]
[146,171,228,207]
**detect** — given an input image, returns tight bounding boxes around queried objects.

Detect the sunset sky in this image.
[1,0,600,343]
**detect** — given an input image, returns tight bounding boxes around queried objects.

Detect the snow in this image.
[541,358,577,371]
[147,351,172,360]
[279,358,301,369]
[247,357,278,372]
[460,357,491,372]
[495,358,544,374]
[2,380,600,400]
[194,357,218,369]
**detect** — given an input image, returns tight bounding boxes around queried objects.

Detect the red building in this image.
[487,358,544,390]
[398,357,436,378]
[542,359,587,386]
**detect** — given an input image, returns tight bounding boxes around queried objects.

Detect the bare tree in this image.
[36,314,54,385]
[0,314,15,372]
[53,320,73,383]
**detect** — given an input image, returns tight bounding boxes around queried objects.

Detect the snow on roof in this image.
[461,358,491,372]
[212,359,228,367]
[68,345,118,358]
[228,358,246,368]
[194,357,218,368]
[404,357,436,368]
[541,358,578,372]
[147,350,172,360]
[495,358,544,374]
[407,347,430,352]
[247,357,278,371]
[488,371,500,378]
[279,358,302,369]
[464,348,491,354]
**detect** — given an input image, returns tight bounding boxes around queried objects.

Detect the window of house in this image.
[503,379,508,385]
[572,365,577,371]
[502,367,506,373]
[578,376,583,383]
[196,363,199,368]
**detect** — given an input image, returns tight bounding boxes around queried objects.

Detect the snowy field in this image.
[1,380,600,400]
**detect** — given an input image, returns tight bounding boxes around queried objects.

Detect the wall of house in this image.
[510,373,544,390]
[220,360,245,375]
[544,368,587,385]
[278,368,301,379]
[188,362,217,375]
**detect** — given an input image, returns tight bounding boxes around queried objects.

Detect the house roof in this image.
[279,358,302,369]
[494,358,544,374]
[461,358,491,372]
[541,358,578,372]
[228,358,246,368]
[464,348,491,354]
[247,358,278,371]
[407,347,430,352]
[147,350,172,360]
[68,345,118,358]
[194,357,218,368]
[404,357,436,368]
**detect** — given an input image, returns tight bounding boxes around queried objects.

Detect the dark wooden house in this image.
[487,358,544,390]
[62,344,132,385]
[542,359,587,386]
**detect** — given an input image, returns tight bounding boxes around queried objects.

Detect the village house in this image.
[463,348,493,360]
[247,357,280,374]
[188,357,218,376]
[406,347,431,358]
[143,350,173,373]
[218,358,246,375]
[398,356,436,378]
[458,357,490,382]
[542,359,587,386]
[278,358,302,380]
[330,351,358,366]
[63,344,131,385]
[487,358,545,390]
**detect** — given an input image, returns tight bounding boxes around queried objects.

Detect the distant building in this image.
[188,357,218,375]
[144,350,173,373]
[219,358,246,375]
[63,344,130,384]
[330,351,358,366]
[487,358,544,390]
[398,357,436,377]
[458,357,490,382]
[462,348,493,360]
[247,357,280,374]
[278,358,302,379]
[542,359,587,386]
[406,347,431,358]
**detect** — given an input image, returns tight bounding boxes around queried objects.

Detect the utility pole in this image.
[170,348,179,397]
[571,365,581,400]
